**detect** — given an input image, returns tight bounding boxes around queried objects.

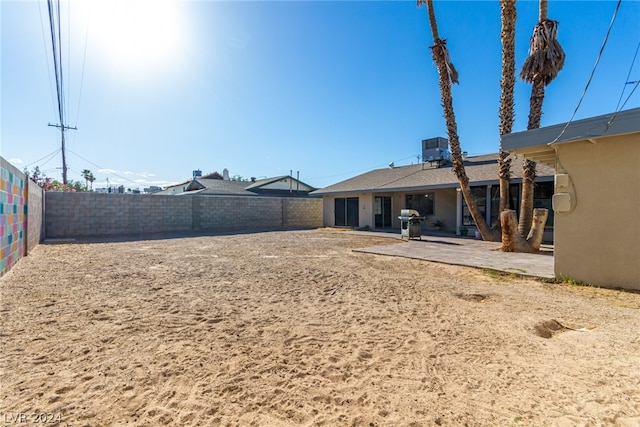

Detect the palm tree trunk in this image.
[526,76,545,129]
[497,0,516,243]
[515,0,564,247]
[518,70,545,237]
[539,0,548,22]
[518,0,547,237]
[423,0,492,240]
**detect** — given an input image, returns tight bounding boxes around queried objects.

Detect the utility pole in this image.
[48,123,77,185]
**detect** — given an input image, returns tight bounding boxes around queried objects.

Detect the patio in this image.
[350,230,555,279]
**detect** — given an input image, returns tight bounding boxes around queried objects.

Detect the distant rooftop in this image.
[313,153,554,196]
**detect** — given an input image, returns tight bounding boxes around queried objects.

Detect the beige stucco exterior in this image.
[502,108,640,290]
[552,133,640,290]
[321,189,458,232]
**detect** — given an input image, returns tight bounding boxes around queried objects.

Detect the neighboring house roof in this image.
[178,179,257,196]
[502,107,640,166]
[154,180,192,195]
[312,153,554,196]
[155,175,316,197]
[245,176,291,190]
[245,176,316,193]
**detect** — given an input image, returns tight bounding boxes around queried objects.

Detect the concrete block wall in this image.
[282,197,324,228]
[194,196,284,231]
[45,193,322,238]
[27,177,45,253]
[1,157,44,275]
[45,193,193,238]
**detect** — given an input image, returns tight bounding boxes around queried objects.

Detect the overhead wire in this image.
[66,0,71,132]
[37,0,58,122]
[47,0,65,127]
[308,154,420,181]
[548,0,622,144]
[71,2,90,154]
[615,80,639,112]
[614,41,639,112]
[24,148,60,169]
[57,0,66,127]
[67,149,141,185]
[74,7,90,130]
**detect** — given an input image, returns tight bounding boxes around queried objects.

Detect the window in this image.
[487,182,553,229]
[534,181,554,229]
[461,186,487,226]
[489,183,520,227]
[405,193,435,216]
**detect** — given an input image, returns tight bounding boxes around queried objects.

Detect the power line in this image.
[37,0,58,122]
[549,0,622,145]
[67,0,71,127]
[24,148,60,169]
[46,0,77,185]
[74,10,90,128]
[47,0,63,125]
[308,154,421,181]
[614,41,639,112]
[67,149,141,185]
[71,3,90,154]
[609,80,639,126]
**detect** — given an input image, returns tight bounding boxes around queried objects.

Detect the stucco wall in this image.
[320,189,459,231]
[45,193,322,238]
[321,195,335,227]
[432,189,457,232]
[553,133,640,290]
[320,194,371,228]
[1,157,44,275]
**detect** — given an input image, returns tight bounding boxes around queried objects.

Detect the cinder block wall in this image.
[45,193,194,237]
[45,193,322,238]
[282,197,323,228]
[27,178,45,253]
[1,157,44,275]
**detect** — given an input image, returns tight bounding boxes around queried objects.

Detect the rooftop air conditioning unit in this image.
[422,137,451,163]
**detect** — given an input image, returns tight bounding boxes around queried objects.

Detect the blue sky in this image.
[1,0,638,190]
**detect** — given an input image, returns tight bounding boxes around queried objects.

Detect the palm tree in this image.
[87,172,95,191]
[498,0,516,217]
[498,0,523,251]
[518,0,565,237]
[417,0,493,240]
[81,169,92,190]
[501,0,563,252]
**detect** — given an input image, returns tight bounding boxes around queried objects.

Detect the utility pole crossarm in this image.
[47,123,77,185]
[48,123,77,130]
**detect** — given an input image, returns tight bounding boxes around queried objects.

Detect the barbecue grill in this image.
[398,209,425,240]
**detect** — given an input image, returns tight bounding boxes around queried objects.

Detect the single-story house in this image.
[502,107,640,290]
[312,139,555,241]
[156,170,316,198]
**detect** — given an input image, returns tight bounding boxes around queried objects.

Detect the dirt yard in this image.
[1,229,639,426]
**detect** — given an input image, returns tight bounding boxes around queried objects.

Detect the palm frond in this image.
[520,19,565,84]
[431,39,459,85]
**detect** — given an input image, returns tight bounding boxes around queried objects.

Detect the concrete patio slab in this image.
[351,231,555,280]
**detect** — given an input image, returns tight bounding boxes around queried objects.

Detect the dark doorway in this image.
[374,196,392,228]
[335,197,359,227]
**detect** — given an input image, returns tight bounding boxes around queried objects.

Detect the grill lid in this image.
[400,209,420,217]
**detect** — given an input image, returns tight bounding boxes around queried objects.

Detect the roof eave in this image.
[502,108,640,165]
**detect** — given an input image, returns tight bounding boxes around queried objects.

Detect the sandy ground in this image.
[1,229,639,427]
